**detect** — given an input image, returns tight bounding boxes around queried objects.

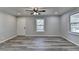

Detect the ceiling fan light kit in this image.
[33,12,39,15]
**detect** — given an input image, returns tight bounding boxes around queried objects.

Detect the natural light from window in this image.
[70,13,79,33]
[36,19,44,32]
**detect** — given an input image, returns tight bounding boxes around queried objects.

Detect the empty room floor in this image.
[0,36,79,51]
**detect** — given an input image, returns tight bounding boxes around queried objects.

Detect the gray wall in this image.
[0,12,17,42]
[60,8,79,46]
[17,16,61,36]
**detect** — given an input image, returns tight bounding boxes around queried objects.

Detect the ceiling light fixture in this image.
[54,12,58,14]
[17,13,21,15]
[33,12,39,15]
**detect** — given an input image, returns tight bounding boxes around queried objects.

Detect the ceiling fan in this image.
[25,7,46,15]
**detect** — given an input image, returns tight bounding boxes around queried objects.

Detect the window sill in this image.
[69,32,79,36]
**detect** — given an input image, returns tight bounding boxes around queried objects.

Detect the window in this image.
[36,19,44,32]
[70,13,79,33]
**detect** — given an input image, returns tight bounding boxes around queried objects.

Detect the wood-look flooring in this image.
[0,36,79,51]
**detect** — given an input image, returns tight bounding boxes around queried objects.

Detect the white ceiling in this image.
[0,7,76,16]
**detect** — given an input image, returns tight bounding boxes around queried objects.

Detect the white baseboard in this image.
[17,35,61,37]
[25,35,61,37]
[0,35,17,44]
[61,36,79,46]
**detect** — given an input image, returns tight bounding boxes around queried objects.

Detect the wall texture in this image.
[17,16,61,36]
[60,8,79,46]
[0,12,17,42]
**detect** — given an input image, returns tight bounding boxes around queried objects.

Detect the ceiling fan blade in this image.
[38,10,46,12]
[25,10,33,12]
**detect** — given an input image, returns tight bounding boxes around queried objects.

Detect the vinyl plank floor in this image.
[0,36,79,51]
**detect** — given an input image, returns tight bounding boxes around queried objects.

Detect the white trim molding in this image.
[17,35,61,37]
[0,35,17,44]
[61,36,79,46]
[24,35,61,37]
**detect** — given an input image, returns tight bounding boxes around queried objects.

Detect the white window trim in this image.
[69,12,79,35]
[36,19,45,32]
